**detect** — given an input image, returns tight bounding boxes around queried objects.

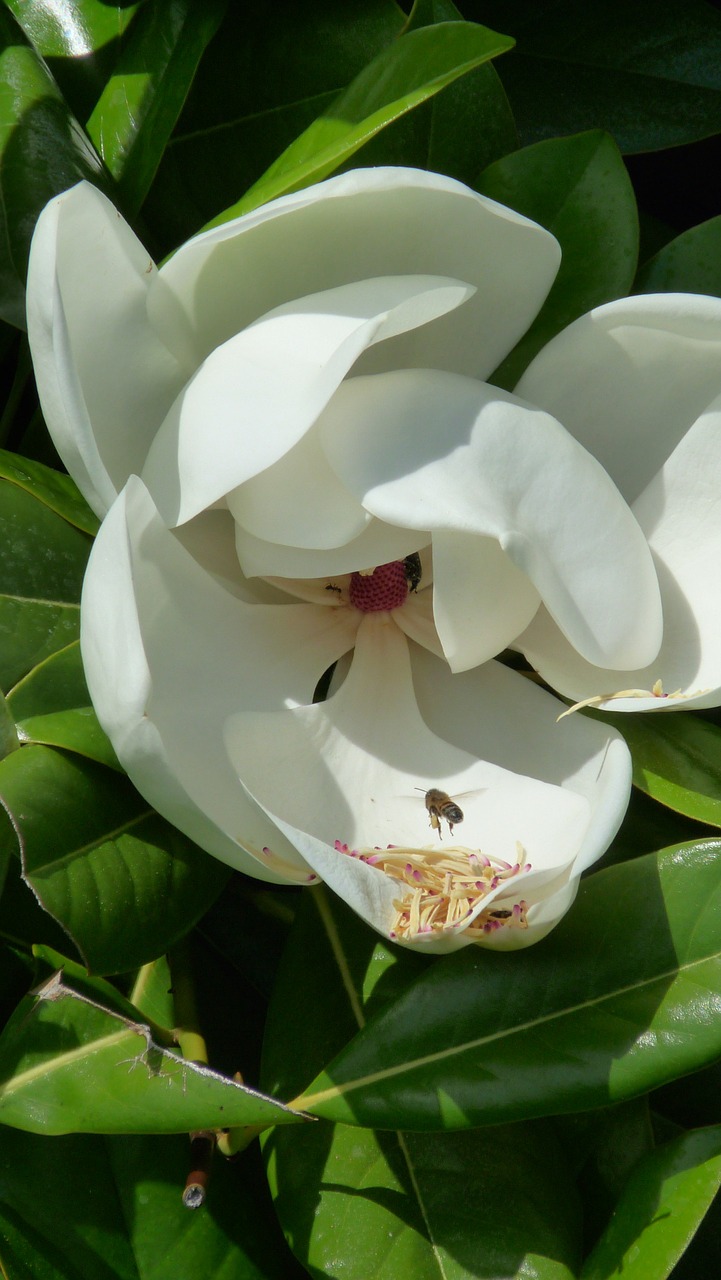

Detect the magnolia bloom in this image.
[27,168,721,953]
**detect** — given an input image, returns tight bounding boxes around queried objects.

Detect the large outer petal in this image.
[81,477,360,881]
[141,275,473,526]
[515,293,721,506]
[517,392,721,710]
[149,167,560,379]
[409,645,632,944]
[224,615,630,952]
[321,370,662,672]
[27,183,187,517]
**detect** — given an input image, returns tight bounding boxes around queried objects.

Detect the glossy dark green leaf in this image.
[0,968,303,1134]
[0,473,92,690]
[264,893,580,1277]
[600,711,721,829]
[582,1126,721,1280]
[85,0,226,214]
[4,640,117,767]
[205,21,514,225]
[356,0,518,183]
[266,1120,581,1280]
[0,690,20,760]
[5,0,139,120]
[636,215,721,297]
[292,842,721,1129]
[472,0,721,153]
[0,1124,304,1280]
[143,0,404,251]
[262,888,431,1102]
[476,130,638,388]
[0,743,230,974]
[16,708,120,770]
[0,449,99,533]
[0,8,106,328]
[0,1129,139,1280]
[6,641,89,718]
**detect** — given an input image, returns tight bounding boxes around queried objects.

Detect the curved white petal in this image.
[235,514,426,580]
[394,588,446,660]
[224,615,618,952]
[409,645,633,947]
[81,476,360,881]
[431,530,540,670]
[141,275,473,526]
[227,423,370,550]
[27,182,187,517]
[321,370,662,670]
[516,293,721,505]
[519,392,721,710]
[151,167,560,378]
[409,647,631,869]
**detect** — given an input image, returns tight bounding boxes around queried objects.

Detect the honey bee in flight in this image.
[417,787,464,839]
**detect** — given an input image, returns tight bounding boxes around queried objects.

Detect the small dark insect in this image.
[417,787,464,839]
[487,909,513,920]
[403,552,422,593]
[325,583,342,595]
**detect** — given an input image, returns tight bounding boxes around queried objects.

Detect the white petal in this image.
[409,645,633,947]
[141,275,474,526]
[81,476,360,881]
[227,423,370,550]
[27,182,186,517]
[430,530,540,670]
[516,293,721,505]
[519,392,721,709]
[224,615,621,952]
[235,515,425,579]
[152,167,560,378]
[322,370,663,670]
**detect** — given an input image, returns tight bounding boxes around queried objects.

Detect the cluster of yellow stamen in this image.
[335,840,531,942]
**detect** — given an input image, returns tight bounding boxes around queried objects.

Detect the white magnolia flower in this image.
[28,168,721,954]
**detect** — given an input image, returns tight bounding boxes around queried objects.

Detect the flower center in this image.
[349,560,409,612]
[336,840,531,942]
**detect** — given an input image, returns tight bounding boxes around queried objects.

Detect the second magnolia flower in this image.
[28,166,721,951]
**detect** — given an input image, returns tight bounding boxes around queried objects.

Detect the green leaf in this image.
[265,1120,581,1280]
[142,0,405,252]
[264,894,580,1278]
[0,1124,304,1280]
[0,7,106,328]
[291,841,721,1129]
[636,215,721,297]
[16,708,120,770]
[476,130,638,389]
[204,20,514,226]
[599,711,721,829]
[0,968,304,1134]
[355,0,518,183]
[4,0,140,121]
[0,743,230,974]
[0,472,92,690]
[581,1127,721,1280]
[85,0,227,214]
[0,449,99,533]
[6,640,89,718]
[4,640,118,768]
[472,0,721,154]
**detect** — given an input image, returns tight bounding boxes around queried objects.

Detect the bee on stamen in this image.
[416,787,464,839]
